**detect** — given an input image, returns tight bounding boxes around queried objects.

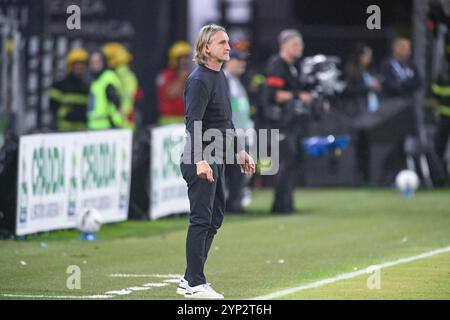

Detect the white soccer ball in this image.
[77,208,102,233]
[395,170,420,195]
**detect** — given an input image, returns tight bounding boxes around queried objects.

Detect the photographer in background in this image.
[261,29,314,214]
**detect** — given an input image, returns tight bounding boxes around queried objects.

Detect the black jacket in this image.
[380,58,421,98]
[49,73,89,128]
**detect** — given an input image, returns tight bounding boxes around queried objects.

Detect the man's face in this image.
[71,61,87,77]
[283,36,304,60]
[206,31,231,64]
[393,39,411,62]
[360,48,373,67]
[89,52,104,74]
[177,55,191,70]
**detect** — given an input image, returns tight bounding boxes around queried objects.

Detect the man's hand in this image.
[236,150,256,175]
[275,90,294,104]
[196,160,214,183]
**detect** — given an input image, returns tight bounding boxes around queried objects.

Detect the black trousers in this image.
[272,133,299,213]
[225,163,247,212]
[180,162,226,287]
[356,129,370,185]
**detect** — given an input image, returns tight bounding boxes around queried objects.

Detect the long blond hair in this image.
[193,24,227,65]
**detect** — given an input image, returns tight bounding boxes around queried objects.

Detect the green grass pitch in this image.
[0,188,449,300]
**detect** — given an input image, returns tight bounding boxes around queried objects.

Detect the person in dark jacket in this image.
[343,43,381,115]
[380,37,421,98]
[262,29,313,214]
[49,48,90,131]
[432,44,450,183]
[343,43,381,184]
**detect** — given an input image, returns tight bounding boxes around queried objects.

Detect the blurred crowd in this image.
[50,29,450,214]
[49,43,141,132]
[51,36,427,131]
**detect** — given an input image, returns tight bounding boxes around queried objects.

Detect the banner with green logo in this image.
[150,124,189,220]
[16,129,132,236]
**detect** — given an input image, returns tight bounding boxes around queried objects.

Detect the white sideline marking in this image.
[1,294,113,299]
[107,274,182,279]
[1,274,179,299]
[163,279,182,284]
[251,246,450,300]
[143,283,169,287]
[127,287,152,291]
[105,289,132,295]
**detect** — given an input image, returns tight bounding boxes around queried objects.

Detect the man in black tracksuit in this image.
[262,30,313,214]
[179,25,255,299]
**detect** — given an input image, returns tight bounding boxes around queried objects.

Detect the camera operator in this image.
[262,29,314,214]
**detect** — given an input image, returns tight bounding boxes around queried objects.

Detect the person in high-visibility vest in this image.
[49,48,90,131]
[102,42,138,131]
[87,51,124,130]
[432,44,450,181]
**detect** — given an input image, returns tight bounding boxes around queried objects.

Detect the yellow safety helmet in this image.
[168,41,191,68]
[66,48,89,71]
[102,42,133,68]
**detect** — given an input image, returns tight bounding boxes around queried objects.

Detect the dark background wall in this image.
[1,0,414,128]
[223,0,413,68]
[1,0,189,127]
[1,0,421,187]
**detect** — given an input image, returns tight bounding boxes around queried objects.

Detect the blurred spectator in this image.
[102,42,139,131]
[431,43,450,182]
[343,43,381,185]
[380,37,422,98]
[87,51,125,130]
[157,41,192,125]
[48,48,89,131]
[344,43,381,115]
[223,46,254,213]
